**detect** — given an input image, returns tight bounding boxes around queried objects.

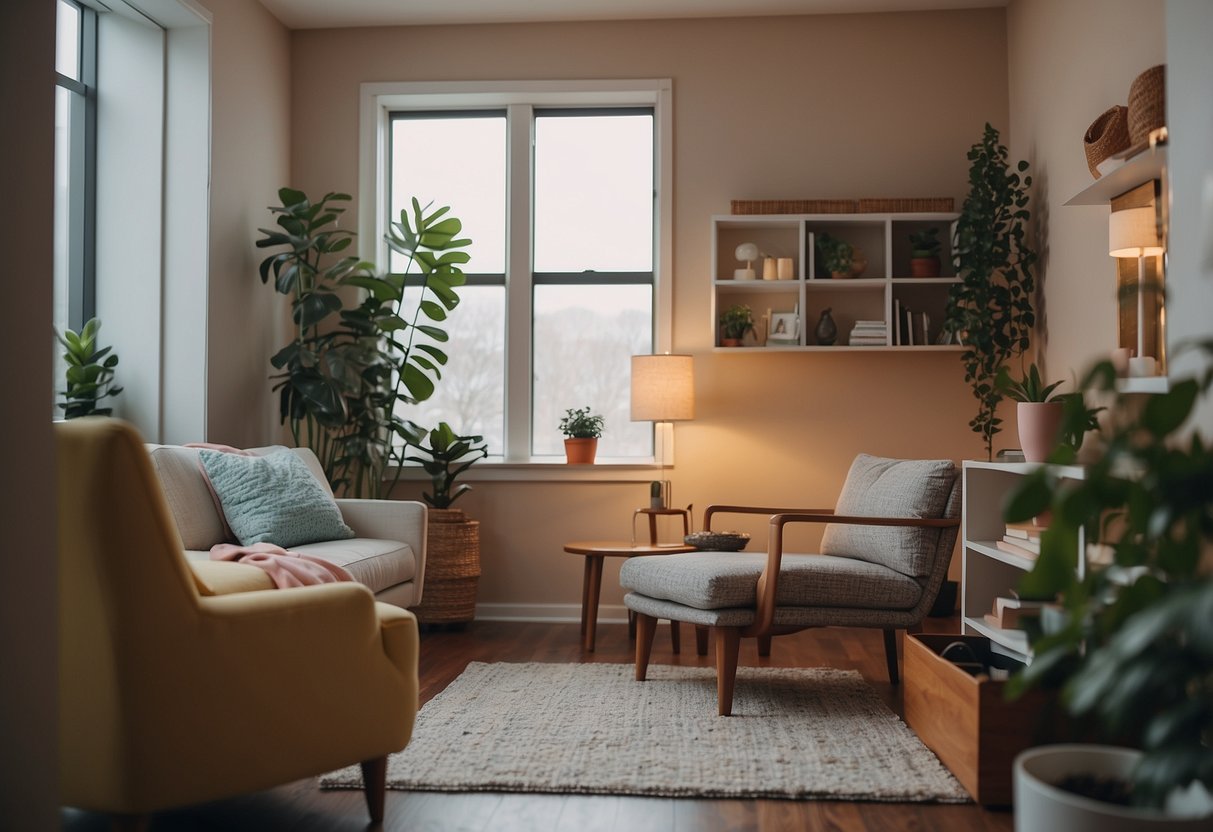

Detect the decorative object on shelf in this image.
[909,227,942,277]
[858,197,955,213]
[718,304,754,346]
[816,232,854,279]
[683,530,750,551]
[1083,105,1131,180]
[767,311,800,344]
[815,308,838,346]
[731,198,857,215]
[995,363,1065,463]
[761,256,777,281]
[630,354,695,510]
[55,317,123,419]
[1108,206,1165,378]
[1004,341,1213,824]
[413,506,480,627]
[559,406,605,464]
[400,421,487,509]
[733,242,758,280]
[777,257,794,280]
[944,123,1038,461]
[1127,64,1166,149]
[649,480,665,510]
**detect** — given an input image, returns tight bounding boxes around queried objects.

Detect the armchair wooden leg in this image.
[714,627,742,716]
[361,755,388,823]
[883,628,900,685]
[757,634,772,657]
[695,625,709,656]
[670,619,681,654]
[635,612,658,681]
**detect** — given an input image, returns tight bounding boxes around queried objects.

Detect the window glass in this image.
[534,113,654,273]
[531,284,652,456]
[56,0,81,81]
[390,114,506,275]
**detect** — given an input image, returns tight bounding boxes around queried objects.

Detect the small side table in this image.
[563,540,694,652]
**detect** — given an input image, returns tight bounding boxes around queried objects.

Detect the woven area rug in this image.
[320,661,967,802]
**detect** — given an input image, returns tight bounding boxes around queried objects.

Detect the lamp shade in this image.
[1109,207,1164,257]
[630,354,695,422]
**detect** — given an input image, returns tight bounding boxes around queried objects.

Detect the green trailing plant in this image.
[910,227,941,258]
[55,317,123,418]
[401,421,487,509]
[944,123,1038,460]
[718,304,754,340]
[559,407,605,439]
[257,188,469,497]
[1004,339,1213,810]
[816,232,854,275]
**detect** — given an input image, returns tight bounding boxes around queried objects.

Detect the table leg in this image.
[584,555,605,652]
[647,513,659,545]
[579,556,592,640]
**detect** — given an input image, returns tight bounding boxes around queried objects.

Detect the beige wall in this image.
[201,0,292,447]
[1006,0,1166,384]
[289,10,1008,614]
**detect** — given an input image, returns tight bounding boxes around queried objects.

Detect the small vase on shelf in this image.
[815,308,838,346]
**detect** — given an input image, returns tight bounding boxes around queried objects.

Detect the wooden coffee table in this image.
[563,540,695,652]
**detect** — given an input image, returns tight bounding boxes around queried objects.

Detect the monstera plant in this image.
[257,189,470,497]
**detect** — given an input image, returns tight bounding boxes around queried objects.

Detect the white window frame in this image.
[359,80,673,482]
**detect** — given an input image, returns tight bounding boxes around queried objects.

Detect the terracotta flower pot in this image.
[910,256,941,277]
[564,437,598,464]
[1018,401,1064,463]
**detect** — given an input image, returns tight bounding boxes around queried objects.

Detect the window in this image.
[364,82,672,465]
[53,0,97,387]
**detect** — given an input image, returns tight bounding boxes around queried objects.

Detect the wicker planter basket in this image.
[1083,105,1131,179]
[413,507,480,625]
[1128,64,1166,146]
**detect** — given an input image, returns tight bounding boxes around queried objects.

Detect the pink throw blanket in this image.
[210,542,354,589]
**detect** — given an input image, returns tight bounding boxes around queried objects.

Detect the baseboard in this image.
[475,602,630,624]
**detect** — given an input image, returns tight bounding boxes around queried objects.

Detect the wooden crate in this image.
[903,633,1048,806]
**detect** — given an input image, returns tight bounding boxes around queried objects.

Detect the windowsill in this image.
[387,458,666,484]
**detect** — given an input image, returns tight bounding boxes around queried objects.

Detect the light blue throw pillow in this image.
[198,449,354,548]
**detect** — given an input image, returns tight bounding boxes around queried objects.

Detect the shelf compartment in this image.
[805,221,887,279]
[963,616,1031,661]
[968,540,1036,571]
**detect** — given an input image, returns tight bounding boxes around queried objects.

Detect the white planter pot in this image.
[1014,745,1213,832]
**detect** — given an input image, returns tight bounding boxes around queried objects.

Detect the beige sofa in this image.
[147,443,427,608]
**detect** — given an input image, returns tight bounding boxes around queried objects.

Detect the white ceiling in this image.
[257,0,1007,30]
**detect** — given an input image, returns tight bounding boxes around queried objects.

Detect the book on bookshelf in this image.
[1002,533,1041,553]
[1005,519,1047,541]
[995,538,1039,561]
[893,299,902,345]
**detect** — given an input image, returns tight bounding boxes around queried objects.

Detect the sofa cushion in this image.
[619,551,922,611]
[147,444,230,550]
[819,454,958,580]
[199,449,355,549]
[189,559,275,595]
[291,539,417,594]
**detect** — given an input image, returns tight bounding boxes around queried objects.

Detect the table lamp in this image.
[1108,207,1165,377]
[630,354,695,509]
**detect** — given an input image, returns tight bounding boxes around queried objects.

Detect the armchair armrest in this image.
[703,504,834,530]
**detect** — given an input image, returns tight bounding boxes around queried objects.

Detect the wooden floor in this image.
[62,616,1014,831]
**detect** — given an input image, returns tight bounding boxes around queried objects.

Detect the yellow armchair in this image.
[57,418,418,825]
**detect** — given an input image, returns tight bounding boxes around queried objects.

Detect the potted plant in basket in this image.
[560,407,604,464]
[718,304,754,347]
[944,123,1038,461]
[1004,340,1213,830]
[909,227,942,277]
[402,421,488,627]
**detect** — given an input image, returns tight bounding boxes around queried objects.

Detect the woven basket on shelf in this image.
[857,197,954,213]
[1127,64,1166,146]
[1083,104,1131,179]
[731,199,857,215]
[412,507,480,625]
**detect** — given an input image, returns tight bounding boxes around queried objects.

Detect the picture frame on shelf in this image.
[767,311,800,345]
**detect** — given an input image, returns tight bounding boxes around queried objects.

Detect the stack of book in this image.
[995,519,1047,561]
[893,300,932,345]
[983,595,1048,630]
[848,319,888,346]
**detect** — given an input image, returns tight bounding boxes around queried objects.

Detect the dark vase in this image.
[815,308,838,346]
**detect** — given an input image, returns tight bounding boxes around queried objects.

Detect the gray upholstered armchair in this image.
[620,454,961,715]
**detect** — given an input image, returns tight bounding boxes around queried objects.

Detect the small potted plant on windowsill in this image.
[909,227,942,277]
[55,317,124,419]
[718,304,754,347]
[560,407,604,464]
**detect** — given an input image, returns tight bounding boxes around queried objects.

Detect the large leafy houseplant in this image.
[945,123,1038,460]
[55,317,123,418]
[1005,340,1213,810]
[257,189,469,497]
